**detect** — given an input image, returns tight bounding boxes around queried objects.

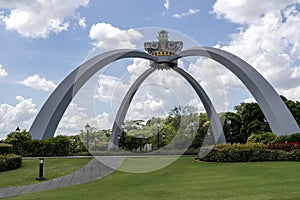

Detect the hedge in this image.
[0,154,22,172]
[200,148,300,162]
[247,132,300,144]
[5,136,71,157]
[0,143,13,155]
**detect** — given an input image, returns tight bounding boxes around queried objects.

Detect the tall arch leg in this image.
[170,47,300,135]
[109,67,156,149]
[172,66,226,143]
[109,65,225,149]
[29,50,157,140]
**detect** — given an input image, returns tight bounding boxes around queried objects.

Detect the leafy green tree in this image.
[5,130,32,155]
[234,102,270,142]
[221,112,243,143]
[281,96,300,126]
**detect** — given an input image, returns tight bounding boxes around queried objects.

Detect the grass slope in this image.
[4,156,300,200]
[0,157,91,188]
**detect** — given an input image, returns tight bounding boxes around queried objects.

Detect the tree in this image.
[221,112,243,143]
[5,130,32,155]
[234,102,268,141]
[281,96,300,126]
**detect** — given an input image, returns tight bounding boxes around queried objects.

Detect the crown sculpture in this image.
[144,30,183,56]
[144,30,183,69]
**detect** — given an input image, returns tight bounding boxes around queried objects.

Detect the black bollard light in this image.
[36,158,46,180]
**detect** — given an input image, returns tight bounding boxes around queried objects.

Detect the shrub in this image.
[201,147,300,162]
[247,132,276,144]
[0,143,13,155]
[214,143,267,150]
[0,154,22,172]
[5,135,71,157]
[267,142,300,151]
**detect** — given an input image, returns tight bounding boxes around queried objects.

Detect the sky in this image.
[0,0,300,139]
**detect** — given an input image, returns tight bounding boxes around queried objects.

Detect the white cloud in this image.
[0,64,8,77]
[89,23,143,50]
[164,0,170,10]
[0,96,37,139]
[19,74,57,92]
[0,0,89,38]
[78,17,86,28]
[213,1,300,101]
[213,0,298,24]
[243,97,257,103]
[188,58,230,112]
[173,9,200,19]
[93,58,204,123]
[56,103,113,136]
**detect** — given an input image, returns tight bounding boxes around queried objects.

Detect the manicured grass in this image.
[0,157,92,188]
[4,156,300,200]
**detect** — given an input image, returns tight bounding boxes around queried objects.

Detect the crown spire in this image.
[144,30,183,56]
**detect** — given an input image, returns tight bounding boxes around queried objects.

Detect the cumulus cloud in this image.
[173,9,200,19]
[0,64,8,77]
[188,58,230,112]
[0,96,37,139]
[78,17,86,28]
[243,97,257,103]
[213,0,300,101]
[56,103,113,136]
[89,23,143,50]
[93,58,204,123]
[213,0,297,24]
[164,0,170,10]
[19,74,57,92]
[0,0,89,38]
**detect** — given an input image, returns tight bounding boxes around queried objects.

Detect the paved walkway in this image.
[0,158,116,198]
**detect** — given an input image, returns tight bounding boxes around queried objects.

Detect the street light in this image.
[263,117,269,132]
[226,119,232,144]
[15,126,21,132]
[70,138,75,154]
[120,125,125,149]
[157,121,161,149]
[85,123,90,152]
[94,137,97,154]
[162,134,165,147]
[36,158,46,180]
[190,121,194,147]
[139,135,142,151]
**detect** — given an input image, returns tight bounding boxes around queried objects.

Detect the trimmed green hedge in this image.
[201,148,300,162]
[247,132,300,144]
[0,154,22,172]
[0,143,13,155]
[5,135,71,157]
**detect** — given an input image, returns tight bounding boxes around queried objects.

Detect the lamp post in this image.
[190,121,194,147]
[85,123,90,152]
[70,138,75,154]
[15,126,21,132]
[139,135,142,151]
[226,119,232,144]
[263,117,268,132]
[157,121,161,149]
[36,158,46,180]
[121,125,125,149]
[94,137,97,154]
[162,134,165,147]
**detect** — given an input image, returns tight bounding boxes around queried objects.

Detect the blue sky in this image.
[0,0,300,139]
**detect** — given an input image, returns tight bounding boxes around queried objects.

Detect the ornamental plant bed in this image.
[0,154,22,172]
[200,143,300,162]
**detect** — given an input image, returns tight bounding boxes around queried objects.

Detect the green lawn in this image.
[3,156,300,200]
[0,157,91,188]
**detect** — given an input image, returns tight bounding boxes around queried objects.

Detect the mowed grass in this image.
[0,157,92,188]
[4,156,300,200]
